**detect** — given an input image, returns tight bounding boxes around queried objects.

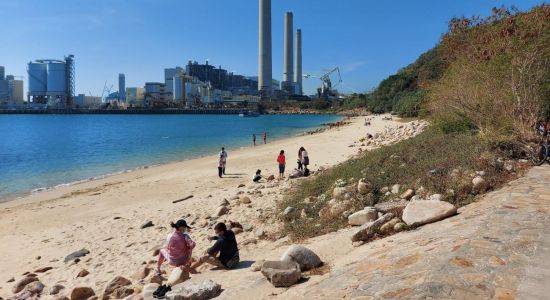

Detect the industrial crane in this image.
[304,67,342,100]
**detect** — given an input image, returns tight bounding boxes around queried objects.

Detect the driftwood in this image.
[172,195,194,204]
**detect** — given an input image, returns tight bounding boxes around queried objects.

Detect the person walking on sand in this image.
[218,147,228,177]
[190,222,240,271]
[263,132,267,144]
[253,134,257,146]
[277,150,286,180]
[153,219,196,299]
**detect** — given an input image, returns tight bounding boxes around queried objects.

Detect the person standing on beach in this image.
[253,134,256,146]
[153,219,196,299]
[299,147,309,172]
[277,150,286,180]
[218,147,228,177]
[263,132,267,144]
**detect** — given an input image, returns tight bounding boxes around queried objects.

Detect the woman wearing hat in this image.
[154,219,196,299]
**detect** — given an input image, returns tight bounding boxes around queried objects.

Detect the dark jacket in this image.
[207,230,239,266]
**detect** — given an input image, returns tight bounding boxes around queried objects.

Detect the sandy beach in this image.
[0,114,411,299]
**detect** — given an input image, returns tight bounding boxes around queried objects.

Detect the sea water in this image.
[0,114,342,200]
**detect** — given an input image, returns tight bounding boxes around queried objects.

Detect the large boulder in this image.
[261,261,302,287]
[280,245,323,271]
[402,200,457,227]
[374,200,408,217]
[166,280,221,300]
[351,213,394,242]
[347,207,377,226]
[12,277,38,294]
[103,276,132,300]
[70,287,95,300]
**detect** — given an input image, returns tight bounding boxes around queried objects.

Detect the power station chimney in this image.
[282,11,294,94]
[258,0,272,97]
[295,29,302,95]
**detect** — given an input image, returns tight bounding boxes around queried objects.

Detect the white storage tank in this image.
[46,62,67,93]
[28,62,47,93]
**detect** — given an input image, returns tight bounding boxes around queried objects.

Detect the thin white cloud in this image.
[341,60,368,73]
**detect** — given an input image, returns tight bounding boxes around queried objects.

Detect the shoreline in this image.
[0,114,403,298]
[1,115,344,204]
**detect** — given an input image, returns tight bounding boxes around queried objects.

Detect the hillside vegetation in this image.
[280,5,549,240]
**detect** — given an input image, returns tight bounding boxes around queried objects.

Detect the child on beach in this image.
[154,219,196,299]
[253,169,263,182]
[277,150,286,180]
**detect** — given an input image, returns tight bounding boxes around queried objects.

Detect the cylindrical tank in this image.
[28,62,47,93]
[46,62,67,93]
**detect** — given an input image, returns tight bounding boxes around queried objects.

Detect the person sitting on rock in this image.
[190,222,240,271]
[153,219,196,299]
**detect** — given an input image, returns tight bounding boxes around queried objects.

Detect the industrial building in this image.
[126,87,145,107]
[118,73,126,102]
[185,61,257,95]
[27,55,75,108]
[74,94,102,108]
[0,66,24,108]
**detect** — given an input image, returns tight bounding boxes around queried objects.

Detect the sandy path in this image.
[0,114,403,298]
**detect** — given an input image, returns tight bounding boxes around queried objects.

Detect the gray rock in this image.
[280,244,323,271]
[283,206,297,218]
[254,229,266,239]
[215,206,229,217]
[391,184,401,194]
[374,200,408,217]
[332,187,346,200]
[50,284,65,295]
[239,196,251,204]
[400,189,415,200]
[357,180,371,195]
[261,261,302,287]
[347,207,378,226]
[166,280,222,300]
[394,222,407,232]
[402,200,457,227]
[351,213,394,242]
[472,176,487,194]
[70,287,95,300]
[103,276,132,299]
[142,284,159,299]
[378,218,401,234]
[428,194,443,201]
[12,276,38,294]
[64,249,90,263]
[251,259,266,272]
[23,281,45,295]
[141,221,154,229]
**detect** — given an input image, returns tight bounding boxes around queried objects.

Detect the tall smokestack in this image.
[282,11,294,93]
[258,0,272,97]
[294,29,302,95]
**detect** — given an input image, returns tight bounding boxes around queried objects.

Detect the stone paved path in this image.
[289,167,550,299]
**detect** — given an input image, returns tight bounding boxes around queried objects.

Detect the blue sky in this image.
[0,0,544,96]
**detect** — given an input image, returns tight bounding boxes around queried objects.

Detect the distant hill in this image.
[346,4,550,134]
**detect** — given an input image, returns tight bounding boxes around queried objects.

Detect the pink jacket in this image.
[163,231,196,266]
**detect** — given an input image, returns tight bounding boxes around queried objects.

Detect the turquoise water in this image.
[0,114,341,200]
